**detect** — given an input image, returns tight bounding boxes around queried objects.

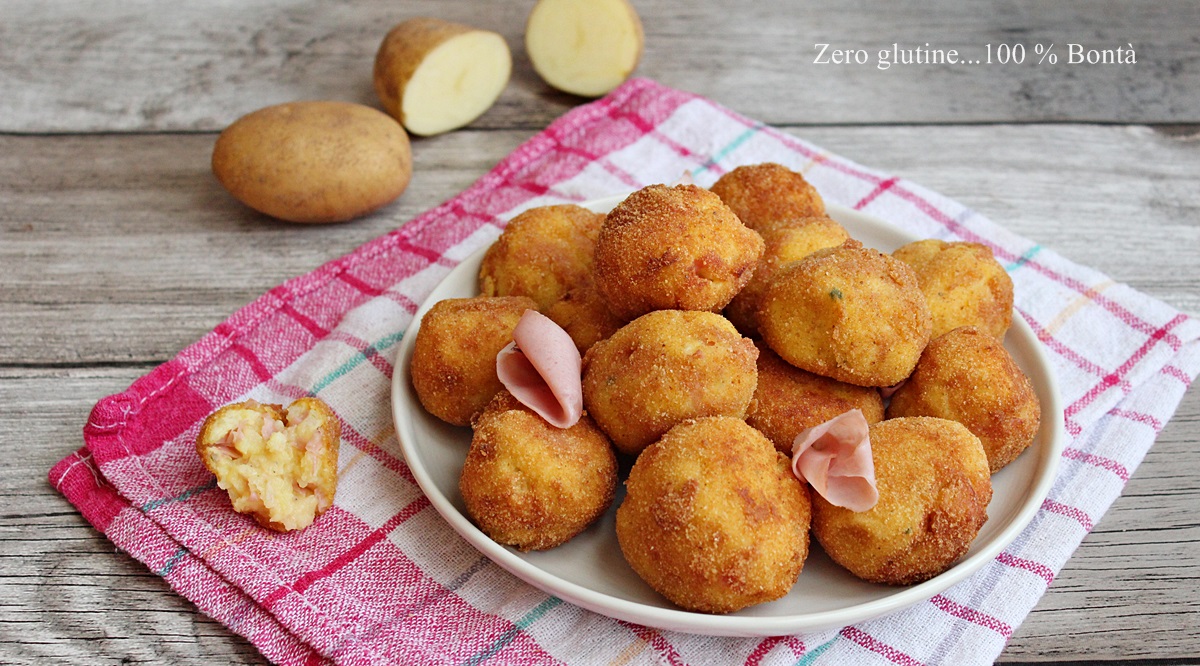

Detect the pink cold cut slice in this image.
[791,409,879,512]
[495,310,584,428]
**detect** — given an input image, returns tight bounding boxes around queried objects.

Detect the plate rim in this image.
[389,195,1066,636]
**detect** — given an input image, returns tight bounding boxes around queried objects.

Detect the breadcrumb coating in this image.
[461,392,617,551]
[758,240,932,387]
[892,239,1014,339]
[811,416,991,585]
[479,204,605,311]
[887,326,1041,473]
[723,215,850,336]
[410,295,537,426]
[708,162,825,231]
[581,310,758,456]
[593,184,763,321]
[746,342,884,454]
[616,416,811,613]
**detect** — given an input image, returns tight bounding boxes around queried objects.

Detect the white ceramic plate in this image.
[390,195,1065,637]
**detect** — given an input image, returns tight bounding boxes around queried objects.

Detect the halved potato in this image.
[374,18,512,136]
[525,0,644,97]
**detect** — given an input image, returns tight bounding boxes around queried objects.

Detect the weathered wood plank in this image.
[1,0,1196,132]
[2,124,1196,366]
[1,367,1196,662]
[1002,392,1200,661]
[0,128,532,364]
[4,0,1198,663]
[0,366,264,665]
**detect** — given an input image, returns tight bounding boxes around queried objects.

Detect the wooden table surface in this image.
[2,1,1197,663]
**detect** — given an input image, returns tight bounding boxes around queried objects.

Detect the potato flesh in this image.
[526,0,643,97]
[402,31,511,136]
[202,405,329,531]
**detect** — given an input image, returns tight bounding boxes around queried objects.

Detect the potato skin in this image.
[410,296,536,426]
[212,101,412,223]
[460,392,617,551]
[374,18,473,126]
[616,416,811,613]
[886,326,1041,473]
[373,17,510,136]
[581,310,758,456]
[812,417,991,585]
[892,239,1014,339]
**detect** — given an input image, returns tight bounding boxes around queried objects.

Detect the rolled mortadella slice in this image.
[879,379,907,400]
[496,309,584,428]
[791,409,879,512]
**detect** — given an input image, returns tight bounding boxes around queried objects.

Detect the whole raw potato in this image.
[212,101,412,223]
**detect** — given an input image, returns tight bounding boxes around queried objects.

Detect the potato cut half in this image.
[525,0,644,97]
[374,18,512,136]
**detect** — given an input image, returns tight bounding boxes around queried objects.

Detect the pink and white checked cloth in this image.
[51,79,1200,665]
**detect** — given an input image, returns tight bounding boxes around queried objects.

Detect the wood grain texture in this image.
[2,0,1199,663]
[1,1,1197,132]
[1005,390,1200,661]
[0,367,267,666]
[1,124,1197,663]
[3,125,1195,365]
[2,375,1197,663]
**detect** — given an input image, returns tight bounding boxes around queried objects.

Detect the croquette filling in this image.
[202,401,332,530]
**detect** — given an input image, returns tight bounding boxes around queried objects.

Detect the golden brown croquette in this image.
[723,215,851,336]
[745,342,884,455]
[616,416,811,613]
[479,204,605,311]
[758,240,932,387]
[708,162,826,231]
[581,309,758,456]
[460,391,617,551]
[886,326,1041,473]
[410,295,536,426]
[892,239,1014,339]
[592,184,763,321]
[811,416,992,585]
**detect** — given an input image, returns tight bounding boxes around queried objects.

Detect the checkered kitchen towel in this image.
[51,78,1200,665]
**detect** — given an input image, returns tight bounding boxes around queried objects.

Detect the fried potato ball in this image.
[746,342,884,455]
[581,310,758,456]
[758,240,932,387]
[196,397,340,532]
[616,416,811,613]
[812,417,991,585]
[708,162,825,231]
[592,184,764,321]
[478,204,605,311]
[886,326,1041,473]
[724,216,851,336]
[892,239,1014,339]
[460,391,617,551]
[410,295,536,426]
[544,284,625,353]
